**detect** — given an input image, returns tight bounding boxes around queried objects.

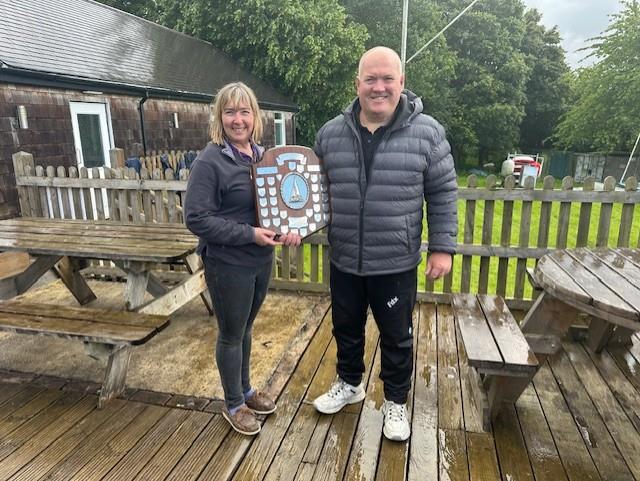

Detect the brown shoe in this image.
[245,390,276,414]
[222,405,260,435]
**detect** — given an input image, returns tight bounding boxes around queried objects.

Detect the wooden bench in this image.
[0,300,170,408]
[452,293,542,431]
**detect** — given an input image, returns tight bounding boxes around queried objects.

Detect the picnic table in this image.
[529,247,640,352]
[0,217,211,315]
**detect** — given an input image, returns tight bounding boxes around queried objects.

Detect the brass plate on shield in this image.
[252,146,329,238]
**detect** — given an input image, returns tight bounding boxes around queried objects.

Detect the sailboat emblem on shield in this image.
[281,172,309,209]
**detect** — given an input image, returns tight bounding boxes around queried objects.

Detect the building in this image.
[0,0,298,218]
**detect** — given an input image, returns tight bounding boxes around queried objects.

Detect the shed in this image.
[0,0,298,218]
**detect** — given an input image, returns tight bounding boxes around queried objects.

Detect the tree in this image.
[181,0,367,145]
[519,9,571,151]
[437,0,531,163]
[97,0,367,146]
[555,1,640,151]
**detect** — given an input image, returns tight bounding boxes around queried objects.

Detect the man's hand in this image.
[279,232,302,247]
[426,252,452,280]
[254,227,280,246]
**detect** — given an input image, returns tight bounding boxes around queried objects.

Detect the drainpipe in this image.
[138,92,149,156]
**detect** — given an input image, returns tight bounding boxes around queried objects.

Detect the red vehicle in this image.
[502,153,544,186]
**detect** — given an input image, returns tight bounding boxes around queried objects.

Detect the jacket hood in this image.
[344,89,424,129]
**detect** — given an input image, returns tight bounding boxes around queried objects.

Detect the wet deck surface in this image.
[1,301,640,480]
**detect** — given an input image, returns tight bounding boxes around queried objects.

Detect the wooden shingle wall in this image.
[0,83,294,219]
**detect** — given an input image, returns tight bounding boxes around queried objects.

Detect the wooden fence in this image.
[11,151,640,309]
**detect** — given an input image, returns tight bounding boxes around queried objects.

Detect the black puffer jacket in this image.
[314,90,458,276]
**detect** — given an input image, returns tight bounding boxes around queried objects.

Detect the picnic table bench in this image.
[0,300,169,407]
[0,217,211,315]
[452,293,562,431]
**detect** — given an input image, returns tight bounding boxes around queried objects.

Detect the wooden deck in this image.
[1,302,640,481]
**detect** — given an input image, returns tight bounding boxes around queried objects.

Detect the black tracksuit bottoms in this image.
[330,263,417,404]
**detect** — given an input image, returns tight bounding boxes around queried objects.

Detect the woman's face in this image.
[222,101,254,146]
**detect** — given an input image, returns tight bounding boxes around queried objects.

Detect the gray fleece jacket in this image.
[184,141,273,266]
[314,90,458,276]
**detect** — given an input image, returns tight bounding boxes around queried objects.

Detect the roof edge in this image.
[0,65,299,112]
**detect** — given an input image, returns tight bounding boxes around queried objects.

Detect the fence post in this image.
[12,151,35,217]
[110,148,126,169]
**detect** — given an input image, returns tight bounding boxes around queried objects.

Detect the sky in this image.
[521,0,623,68]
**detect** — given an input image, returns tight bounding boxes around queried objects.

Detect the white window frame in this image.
[274,112,286,146]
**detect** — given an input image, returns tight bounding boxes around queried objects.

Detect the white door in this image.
[69,102,114,218]
[70,102,114,169]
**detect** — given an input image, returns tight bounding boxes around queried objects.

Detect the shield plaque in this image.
[252,146,329,238]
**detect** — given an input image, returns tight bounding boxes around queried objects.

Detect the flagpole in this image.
[401,0,409,74]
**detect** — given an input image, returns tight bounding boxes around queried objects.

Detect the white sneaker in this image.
[382,400,410,441]
[313,377,366,414]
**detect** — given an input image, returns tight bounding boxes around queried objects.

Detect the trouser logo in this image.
[387,296,399,308]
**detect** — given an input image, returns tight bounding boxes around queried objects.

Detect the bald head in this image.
[355,46,404,125]
[358,46,402,79]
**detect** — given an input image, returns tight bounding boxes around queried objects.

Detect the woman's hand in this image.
[253,227,280,246]
[279,232,302,247]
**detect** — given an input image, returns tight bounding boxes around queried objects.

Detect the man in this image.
[312,46,457,441]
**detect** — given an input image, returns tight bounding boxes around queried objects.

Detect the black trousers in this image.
[330,263,417,403]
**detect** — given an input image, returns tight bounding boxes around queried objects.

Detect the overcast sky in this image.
[521,0,623,68]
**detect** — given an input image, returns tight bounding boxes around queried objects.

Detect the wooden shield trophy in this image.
[252,146,329,238]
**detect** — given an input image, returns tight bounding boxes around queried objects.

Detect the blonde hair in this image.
[209,82,263,145]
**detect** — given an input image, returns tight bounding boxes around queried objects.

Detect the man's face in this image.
[356,51,404,123]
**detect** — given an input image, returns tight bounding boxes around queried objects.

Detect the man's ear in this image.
[400,75,405,88]
[355,77,361,93]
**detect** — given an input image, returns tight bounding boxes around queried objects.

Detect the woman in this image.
[185,82,301,435]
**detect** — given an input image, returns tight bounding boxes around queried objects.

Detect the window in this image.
[274,112,286,146]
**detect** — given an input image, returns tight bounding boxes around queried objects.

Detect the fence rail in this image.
[11,151,640,309]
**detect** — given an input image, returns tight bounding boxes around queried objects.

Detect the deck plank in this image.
[6,399,127,481]
[515,384,569,481]
[66,405,168,480]
[407,303,438,481]
[532,363,602,481]
[0,385,45,419]
[101,408,192,480]
[607,340,640,391]
[131,410,212,480]
[563,342,640,478]
[466,432,501,481]
[0,390,64,436]
[492,404,535,481]
[37,401,148,480]
[342,348,383,481]
[438,303,464,431]
[262,404,319,481]
[549,350,635,481]
[0,392,89,465]
[309,411,359,481]
[163,416,231,481]
[438,428,469,481]
[0,383,32,406]
[374,307,419,481]
[584,346,640,432]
